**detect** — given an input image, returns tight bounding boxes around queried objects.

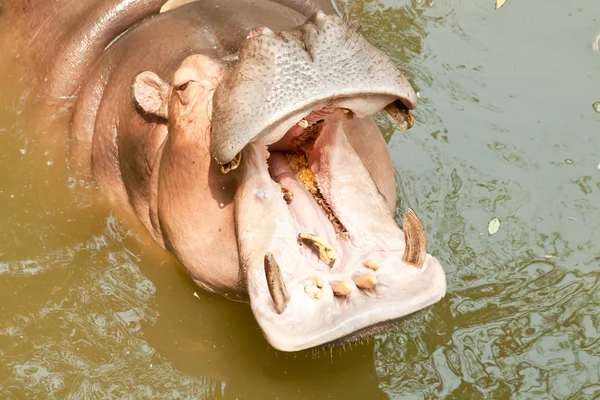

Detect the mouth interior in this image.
[271,119,349,241]
[234,100,446,352]
[265,103,406,267]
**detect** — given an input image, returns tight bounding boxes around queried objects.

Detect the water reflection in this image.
[1,0,599,398]
[351,0,600,398]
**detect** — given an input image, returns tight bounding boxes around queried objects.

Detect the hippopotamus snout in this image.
[197,11,446,352]
[125,8,445,352]
[211,10,418,165]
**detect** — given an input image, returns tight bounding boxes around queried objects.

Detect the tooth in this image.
[220,53,239,62]
[264,253,290,314]
[298,233,337,267]
[352,272,377,289]
[401,208,427,268]
[363,259,380,271]
[297,118,309,129]
[330,280,352,296]
[341,108,354,120]
[315,276,323,288]
[384,100,415,131]
[303,276,323,299]
[220,152,242,174]
[279,185,293,204]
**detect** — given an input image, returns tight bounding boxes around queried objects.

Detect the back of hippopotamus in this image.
[5,0,447,352]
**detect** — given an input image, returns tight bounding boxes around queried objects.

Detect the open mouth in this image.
[231,96,446,352]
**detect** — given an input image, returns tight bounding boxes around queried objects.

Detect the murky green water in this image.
[1,0,599,398]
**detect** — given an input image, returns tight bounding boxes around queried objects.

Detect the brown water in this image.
[1,0,599,398]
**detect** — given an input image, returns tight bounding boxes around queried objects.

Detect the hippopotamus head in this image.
[132,11,446,352]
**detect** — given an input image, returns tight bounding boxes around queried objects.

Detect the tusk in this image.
[220,53,239,63]
[384,100,415,131]
[298,233,337,267]
[264,253,290,314]
[297,118,309,129]
[362,259,380,271]
[401,208,427,268]
[352,272,377,289]
[220,152,242,174]
[330,280,352,296]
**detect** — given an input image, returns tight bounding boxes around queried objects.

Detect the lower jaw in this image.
[232,111,446,352]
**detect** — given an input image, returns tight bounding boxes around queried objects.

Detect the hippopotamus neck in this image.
[9,0,319,108]
[10,0,166,105]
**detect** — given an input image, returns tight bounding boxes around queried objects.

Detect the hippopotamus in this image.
[6,0,446,351]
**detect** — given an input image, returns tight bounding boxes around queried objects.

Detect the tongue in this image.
[302,111,405,251]
[267,153,343,270]
[268,154,340,246]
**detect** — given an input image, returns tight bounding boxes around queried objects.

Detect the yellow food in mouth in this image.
[285,152,349,240]
[286,152,318,195]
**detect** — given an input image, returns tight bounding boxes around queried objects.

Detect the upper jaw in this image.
[210,10,417,165]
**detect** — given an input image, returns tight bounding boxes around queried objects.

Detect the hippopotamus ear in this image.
[132,71,171,119]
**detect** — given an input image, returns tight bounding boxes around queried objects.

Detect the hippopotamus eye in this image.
[177,82,190,91]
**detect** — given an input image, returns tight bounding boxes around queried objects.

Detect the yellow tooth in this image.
[220,152,242,174]
[283,190,293,204]
[278,184,293,204]
[298,233,337,267]
[341,108,354,120]
[304,276,323,299]
[330,280,352,297]
[315,276,323,288]
[363,259,380,271]
[264,253,290,314]
[297,118,309,128]
[384,100,414,131]
[352,272,377,289]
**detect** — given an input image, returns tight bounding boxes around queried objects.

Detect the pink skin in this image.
[8,0,446,351]
[135,55,245,298]
[235,109,445,351]
[134,54,446,351]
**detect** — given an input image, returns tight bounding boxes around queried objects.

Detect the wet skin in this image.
[5,0,446,351]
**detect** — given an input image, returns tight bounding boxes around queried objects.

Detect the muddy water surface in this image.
[1,0,599,398]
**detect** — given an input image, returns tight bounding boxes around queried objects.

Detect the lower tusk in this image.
[264,253,290,314]
[298,233,337,267]
[401,208,427,268]
[220,152,242,174]
[352,272,377,289]
[297,118,309,129]
[384,100,414,131]
[330,280,352,296]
